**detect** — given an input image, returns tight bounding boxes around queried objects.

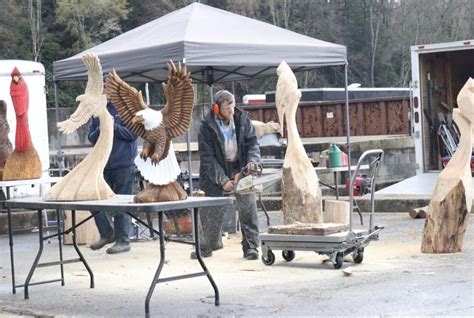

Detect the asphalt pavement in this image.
[0,212,473,317]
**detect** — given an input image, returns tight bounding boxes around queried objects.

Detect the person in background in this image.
[196,90,261,260]
[88,89,138,254]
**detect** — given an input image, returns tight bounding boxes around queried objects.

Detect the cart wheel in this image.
[333,252,344,269]
[352,248,364,264]
[282,250,295,262]
[261,250,275,266]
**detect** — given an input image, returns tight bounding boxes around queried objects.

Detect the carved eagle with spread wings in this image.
[45,52,115,201]
[105,61,194,188]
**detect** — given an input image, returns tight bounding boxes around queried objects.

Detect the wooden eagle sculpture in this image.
[44,52,114,201]
[276,60,323,224]
[106,61,194,203]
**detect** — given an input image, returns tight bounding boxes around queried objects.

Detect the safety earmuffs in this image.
[212,103,220,115]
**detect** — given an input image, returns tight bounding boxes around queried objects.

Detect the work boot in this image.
[190,249,213,259]
[106,243,131,254]
[244,248,258,260]
[90,236,115,250]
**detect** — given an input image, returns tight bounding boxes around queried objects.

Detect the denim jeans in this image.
[93,165,135,244]
[198,161,259,253]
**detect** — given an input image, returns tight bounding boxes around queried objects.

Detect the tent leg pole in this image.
[344,63,353,233]
[54,81,64,177]
[186,131,193,195]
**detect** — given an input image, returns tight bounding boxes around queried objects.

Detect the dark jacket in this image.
[198,107,260,196]
[88,102,138,171]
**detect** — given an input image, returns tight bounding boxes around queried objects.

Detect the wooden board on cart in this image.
[268,222,348,236]
[63,210,100,245]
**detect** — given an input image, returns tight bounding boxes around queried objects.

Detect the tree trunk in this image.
[421,79,473,253]
[282,166,322,224]
[421,179,469,253]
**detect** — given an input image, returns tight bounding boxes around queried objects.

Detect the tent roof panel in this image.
[53,2,346,82]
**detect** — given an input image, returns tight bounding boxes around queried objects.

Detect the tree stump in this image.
[324,200,349,225]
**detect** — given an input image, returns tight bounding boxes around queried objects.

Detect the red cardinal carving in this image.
[10,67,32,152]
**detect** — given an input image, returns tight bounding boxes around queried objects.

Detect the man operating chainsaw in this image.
[196,90,261,260]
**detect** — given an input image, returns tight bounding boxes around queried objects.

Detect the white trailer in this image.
[0,60,50,196]
[410,39,474,174]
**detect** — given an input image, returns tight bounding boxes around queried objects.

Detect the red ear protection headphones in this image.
[212,103,220,115]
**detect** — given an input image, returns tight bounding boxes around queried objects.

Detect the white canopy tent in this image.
[52,2,352,199]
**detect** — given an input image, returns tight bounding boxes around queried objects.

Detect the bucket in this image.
[328,144,343,167]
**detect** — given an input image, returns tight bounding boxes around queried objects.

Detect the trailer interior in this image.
[419,49,474,171]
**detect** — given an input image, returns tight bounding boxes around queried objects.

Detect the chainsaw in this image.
[230,164,263,194]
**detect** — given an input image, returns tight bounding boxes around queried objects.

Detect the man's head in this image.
[214,90,235,122]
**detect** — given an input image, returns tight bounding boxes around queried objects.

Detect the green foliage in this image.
[55,0,129,50]
[1,0,473,109]
[0,0,31,60]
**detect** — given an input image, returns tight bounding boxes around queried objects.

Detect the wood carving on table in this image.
[3,67,42,180]
[0,100,13,179]
[421,78,473,253]
[251,120,281,139]
[44,53,114,201]
[105,61,194,203]
[276,61,322,224]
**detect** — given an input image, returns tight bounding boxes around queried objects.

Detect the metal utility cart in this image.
[260,149,385,269]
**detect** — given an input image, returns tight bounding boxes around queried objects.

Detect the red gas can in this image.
[345,175,367,196]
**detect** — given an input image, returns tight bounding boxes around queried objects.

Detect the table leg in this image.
[145,212,166,318]
[24,209,44,299]
[7,207,16,294]
[334,171,339,199]
[56,209,65,286]
[192,207,220,306]
[71,210,94,288]
[5,187,16,294]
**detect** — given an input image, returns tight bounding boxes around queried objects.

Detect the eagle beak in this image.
[132,115,145,124]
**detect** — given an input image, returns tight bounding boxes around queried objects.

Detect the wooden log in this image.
[409,206,428,219]
[63,210,100,245]
[268,222,348,236]
[282,166,322,224]
[324,200,349,224]
[421,78,473,253]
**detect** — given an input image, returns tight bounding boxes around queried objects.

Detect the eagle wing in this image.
[160,60,195,138]
[57,102,96,135]
[105,69,148,139]
[57,53,104,134]
[83,52,103,96]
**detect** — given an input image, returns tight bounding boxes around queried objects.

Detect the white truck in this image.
[410,39,474,175]
[0,60,50,195]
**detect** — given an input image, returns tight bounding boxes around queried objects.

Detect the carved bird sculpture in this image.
[44,52,114,201]
[105,61,194,203]
[276,60,322,224]
[3,67,42,180]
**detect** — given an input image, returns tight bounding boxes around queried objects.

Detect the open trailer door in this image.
[411,40,474,174]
